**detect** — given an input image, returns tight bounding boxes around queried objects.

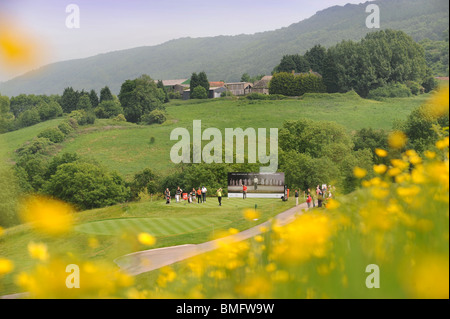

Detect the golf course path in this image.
[114,202,309,276]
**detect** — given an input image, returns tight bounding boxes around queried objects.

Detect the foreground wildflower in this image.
[19,195,74,235]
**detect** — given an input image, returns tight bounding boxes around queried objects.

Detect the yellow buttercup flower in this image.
[326,199,341,210]
[19,195,74,235]
[28,242,50,262]
[0,258,14,276]
[138,233,156,246]
[373,164,388,175]
[388,131,407,150]
[375,148,388,158]
[353,167,367,179]
[243,209,260,221]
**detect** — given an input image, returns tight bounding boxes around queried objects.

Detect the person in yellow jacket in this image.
[216,188,223,206]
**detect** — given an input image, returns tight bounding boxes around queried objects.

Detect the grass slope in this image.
[60,94,428,178]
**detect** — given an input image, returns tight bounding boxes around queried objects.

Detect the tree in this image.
[100,86,114,103]
[191,86,208,99]
[60,87,79,113]
[43,162,130,210]
[77,94,93,111]
[94,99,123,119]
[0,95,14,133]
[89,90,99,108]
[304,45,327,74]
[119,75,165,123]
[157,80,170,103]
[190,72,199,98]
[129,168,159,200]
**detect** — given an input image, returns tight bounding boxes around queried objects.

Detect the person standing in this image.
[253,176,258,191]
[176,186,182,203]
[317,186,323,208]
[165,188,171,204]
[243,184,248,199]
[217,188,223,206]
[197,187,202,204]
[306,194,312,209]
[190,188,196,203]
[201,186,207,203]
[294,189,299,206]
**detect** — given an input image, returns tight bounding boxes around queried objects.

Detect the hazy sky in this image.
[0,0,366,81]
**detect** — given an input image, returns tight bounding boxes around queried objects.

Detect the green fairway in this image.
[75,217,232,236]
[0,197,295,295]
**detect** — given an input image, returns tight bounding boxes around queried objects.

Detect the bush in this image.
[43,162,130,210]
[191,86,208,99]
[37,127,66,143]
[69,110,95,125]
[246,93,269,100]
[142,110,167,125]
[18,109,40,128]
[15,138,53,157]
[113,114,127,122]
[168,91,182,100]
[367,83,412,100]
[406,81,423,95]
[58,121,74,135]
[94,100,123,119]
[422,76,439,93]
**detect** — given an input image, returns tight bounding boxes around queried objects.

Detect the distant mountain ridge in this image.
[0,0,448,96]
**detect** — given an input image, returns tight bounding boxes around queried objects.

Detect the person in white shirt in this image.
[201,186,207,203]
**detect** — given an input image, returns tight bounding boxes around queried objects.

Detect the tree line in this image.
[272,29,439,98]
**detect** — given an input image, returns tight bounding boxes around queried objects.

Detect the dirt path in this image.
[114,202,309,276]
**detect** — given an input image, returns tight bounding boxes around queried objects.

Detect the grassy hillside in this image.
[56,94,427,179]
[0,93,428,179]
[0,0,448,96]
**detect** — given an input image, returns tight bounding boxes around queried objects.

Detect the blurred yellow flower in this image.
[404,254,449,299]
[243,209,260,221]
[373,164,388,175]
[436,137,449,150]
[388,131,407,150]
[0,226,4,237]
[326,199,340,210]
[375,148,388,158]
[28,242,50,262]
[424,150,436,159]
[423,86,449,120]
[353,167,367,179]
[0,257,14,276]
[19,195,74,235]
[138,233,156,246]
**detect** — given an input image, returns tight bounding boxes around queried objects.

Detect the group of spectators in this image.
[164,186,224,206]
[294,184,335,208]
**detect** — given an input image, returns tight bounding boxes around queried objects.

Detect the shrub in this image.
[69,110,95,125]
[191,86,208,99]
[58,121,74,135]
[18,109,40,128]
[15,138,53,157]
[406,81,423,95]
[246,93,269,100]
[422,76,439,93]
[367,83,412,100]
[113,114,127,122]
[94,100,123,119]
[37,127,66,143]
[43,162,130,210]
[142,110,167,125]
